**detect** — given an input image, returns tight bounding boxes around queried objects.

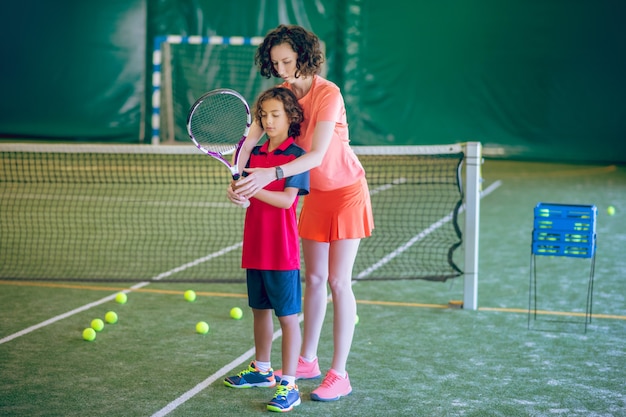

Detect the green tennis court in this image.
[2,1,626,416]
[1,159,625,416]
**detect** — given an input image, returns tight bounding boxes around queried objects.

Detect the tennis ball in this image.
[104,311,118,324]
[184,290,196,302]
[83,327,96,341]
[91,318,104,332]
[607,206,615,216]
[230,307,243,320]
[115,292,127,304]
[355,314,359,326]
[196,321,209,334]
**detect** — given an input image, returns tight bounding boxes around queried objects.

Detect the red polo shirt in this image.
[241,137,309,270]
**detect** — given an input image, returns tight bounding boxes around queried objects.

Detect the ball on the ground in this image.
[607,206,615,216]
[115,292,127,304]
[184,290,196,302]
[355,314,360,325]
[83,327,96,341]
[104,311,118,324]
[230,307,243,320]
[196,321,209,334]
[91,318,104,332]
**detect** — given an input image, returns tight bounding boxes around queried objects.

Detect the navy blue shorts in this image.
[246,269,302,317]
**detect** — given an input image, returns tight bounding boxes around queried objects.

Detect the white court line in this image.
[152,179,504,416]
[150,316,303,417]
[0,244,244,345]
[1,178,503,414]
[152,242,243,281]
[355,180,502,279]
[0,283,148,345]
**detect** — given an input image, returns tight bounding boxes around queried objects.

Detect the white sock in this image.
[255,361,271,373]
[281,375,296,385]
[301,355,317,363]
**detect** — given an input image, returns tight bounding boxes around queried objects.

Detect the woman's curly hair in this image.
[255,24,324,79]
[254,87,304,138]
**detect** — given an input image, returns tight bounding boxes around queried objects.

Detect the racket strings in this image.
[189,93,249,155]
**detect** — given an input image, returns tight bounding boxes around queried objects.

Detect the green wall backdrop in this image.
[1,0,624,162]
[0,0,145,141]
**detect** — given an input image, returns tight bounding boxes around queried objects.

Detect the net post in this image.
[463,141,482,310]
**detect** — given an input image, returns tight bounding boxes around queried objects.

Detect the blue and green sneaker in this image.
[267,380,301,412]
[224,361,276,388]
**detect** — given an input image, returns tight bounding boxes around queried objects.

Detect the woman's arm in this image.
[226,120,265,204]
[235,121,334,197]
[235,120,265,173]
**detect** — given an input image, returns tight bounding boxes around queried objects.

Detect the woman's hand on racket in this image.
[235,167,276,197]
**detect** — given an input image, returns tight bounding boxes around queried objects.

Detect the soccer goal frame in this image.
[150,35,265,145]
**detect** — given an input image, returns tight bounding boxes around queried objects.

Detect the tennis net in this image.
[0,143,467,283]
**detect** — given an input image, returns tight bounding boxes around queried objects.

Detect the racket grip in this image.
[231,174,248,208]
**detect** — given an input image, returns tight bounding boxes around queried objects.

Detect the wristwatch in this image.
[275,166,284,180]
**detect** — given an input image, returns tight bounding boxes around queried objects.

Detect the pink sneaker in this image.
[274,356,321,381]
[310,369,352,401]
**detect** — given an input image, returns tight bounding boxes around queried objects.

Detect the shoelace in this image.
[239,365,257,376]
[297,357,315,371]
[320,372,341,388]
[273,384,294,399]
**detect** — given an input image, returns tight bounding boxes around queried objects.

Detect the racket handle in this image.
[230,174,249,208]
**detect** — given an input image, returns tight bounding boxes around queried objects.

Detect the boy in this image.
[224,87,309,413]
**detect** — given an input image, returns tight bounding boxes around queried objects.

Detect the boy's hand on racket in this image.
[237,167,275,197]
[227,183,249,207]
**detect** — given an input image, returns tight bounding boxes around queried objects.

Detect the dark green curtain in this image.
[353,1,626,162]
[0,0,145,141]
[1,0,624,162]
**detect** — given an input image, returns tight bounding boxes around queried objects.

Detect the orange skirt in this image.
[298,177,374,242]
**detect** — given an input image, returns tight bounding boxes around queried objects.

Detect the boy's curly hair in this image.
[254,87,304,138]
[255,24,324,79]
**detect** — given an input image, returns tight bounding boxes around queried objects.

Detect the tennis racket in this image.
[186,88,251,208]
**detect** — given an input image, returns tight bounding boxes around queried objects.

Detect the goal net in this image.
[151,35,274,145]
